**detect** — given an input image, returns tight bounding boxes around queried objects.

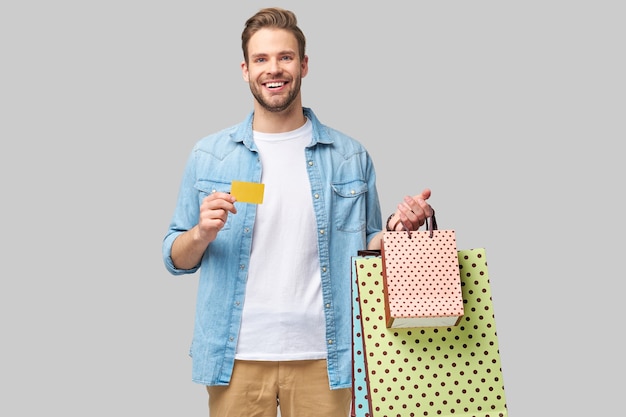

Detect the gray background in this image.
[2,1,623,416]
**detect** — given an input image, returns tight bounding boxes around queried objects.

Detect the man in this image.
[162,7,433,417]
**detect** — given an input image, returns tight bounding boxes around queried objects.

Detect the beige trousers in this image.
[206,359,352,417]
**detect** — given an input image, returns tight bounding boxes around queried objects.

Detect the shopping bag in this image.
[352,248,508,417]
[351,251,377,417]
[381,214,463,328]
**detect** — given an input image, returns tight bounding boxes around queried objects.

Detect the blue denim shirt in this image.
[162,107,382,389]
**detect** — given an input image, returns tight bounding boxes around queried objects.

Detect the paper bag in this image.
[381,216,463,328]
[352,248,508,417]
[351,252,376,417]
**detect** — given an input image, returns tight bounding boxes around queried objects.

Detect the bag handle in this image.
[404,209,436,239]
[426,209,437,238]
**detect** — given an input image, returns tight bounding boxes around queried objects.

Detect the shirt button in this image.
[322,267,327,272]
[235,301,241,306]
[308,161,314,166]
[240,264,245,270]
[325,303,331,309]
[328,339,333,345]
[319,229,325,235]
[351,190,355,195]
[314,193,319,199]
[229,337,234,342]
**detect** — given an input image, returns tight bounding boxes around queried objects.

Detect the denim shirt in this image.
[162,107,382,389]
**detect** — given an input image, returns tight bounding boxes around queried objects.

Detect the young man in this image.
[162,7,433,417]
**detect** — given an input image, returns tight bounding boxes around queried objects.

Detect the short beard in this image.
[250,77,301,113]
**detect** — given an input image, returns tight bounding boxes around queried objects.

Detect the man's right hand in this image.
[195,192,238,243]
[171,192,237,270]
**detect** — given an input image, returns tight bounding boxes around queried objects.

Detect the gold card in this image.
[230,180,265,204]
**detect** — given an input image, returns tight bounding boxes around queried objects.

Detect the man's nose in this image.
[267,58,281,74]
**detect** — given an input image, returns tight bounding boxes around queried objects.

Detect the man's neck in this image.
[251,103,307,133]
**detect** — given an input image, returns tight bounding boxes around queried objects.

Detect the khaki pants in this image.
[206,359,351,417]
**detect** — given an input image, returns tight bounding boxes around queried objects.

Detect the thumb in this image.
[415,188,431,201]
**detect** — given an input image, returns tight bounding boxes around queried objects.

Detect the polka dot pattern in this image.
[381,230,463,328]
[352,248,507,417]
[352,255,372,416]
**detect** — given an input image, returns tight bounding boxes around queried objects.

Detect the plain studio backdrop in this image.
[1,1,623,416]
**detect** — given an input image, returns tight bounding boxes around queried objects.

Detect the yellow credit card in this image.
[230,180,265,204]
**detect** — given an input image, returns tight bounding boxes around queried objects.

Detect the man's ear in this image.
[301,55,309,78]
[241,61,249,82]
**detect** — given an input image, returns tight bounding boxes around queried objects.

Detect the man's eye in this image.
[280,56,292,61]
[255,58,266,63]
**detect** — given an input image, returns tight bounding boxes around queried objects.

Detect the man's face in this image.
[242,28,308,113]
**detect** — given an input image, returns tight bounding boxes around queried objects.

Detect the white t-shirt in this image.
[235,119,327,360]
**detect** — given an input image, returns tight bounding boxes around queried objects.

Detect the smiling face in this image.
[242,28,308,114]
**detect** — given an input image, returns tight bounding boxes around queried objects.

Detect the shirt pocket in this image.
[331,179,367,233]
[194,179,233,231]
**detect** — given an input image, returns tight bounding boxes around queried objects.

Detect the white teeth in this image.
[266,82,284,88]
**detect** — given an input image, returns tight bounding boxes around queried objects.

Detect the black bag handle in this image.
[404,209,436,239]
[426,209,437,238]
[358,209,437,255]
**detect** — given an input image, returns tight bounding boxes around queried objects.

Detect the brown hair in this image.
[241,7,306,64]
